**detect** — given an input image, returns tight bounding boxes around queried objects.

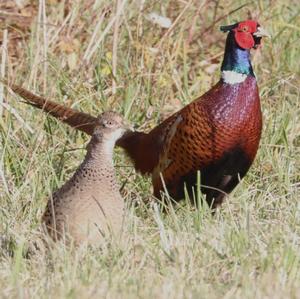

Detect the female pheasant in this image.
[6,20,269,208]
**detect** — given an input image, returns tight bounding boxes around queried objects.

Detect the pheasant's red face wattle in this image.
[220,20,269,51]
[233,20,258,49]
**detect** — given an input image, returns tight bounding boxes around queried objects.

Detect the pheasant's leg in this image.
[204,174,240,208]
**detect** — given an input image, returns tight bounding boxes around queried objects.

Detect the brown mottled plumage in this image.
[42,112,131,245]
[5,20,269,208]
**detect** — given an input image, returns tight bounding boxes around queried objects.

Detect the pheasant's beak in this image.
[253,26,271,38]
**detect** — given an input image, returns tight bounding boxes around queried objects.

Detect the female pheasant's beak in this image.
[253,26,271,38]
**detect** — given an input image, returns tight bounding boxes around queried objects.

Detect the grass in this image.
[0,0,300,298]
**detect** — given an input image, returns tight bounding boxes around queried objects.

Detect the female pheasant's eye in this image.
[106,121,114,127]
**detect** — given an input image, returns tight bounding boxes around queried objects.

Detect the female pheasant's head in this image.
[89,111,133,155]
[220,20,270,84]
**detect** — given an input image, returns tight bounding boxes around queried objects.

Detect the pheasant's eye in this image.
[104,120,115,128]
[242,26,248,32]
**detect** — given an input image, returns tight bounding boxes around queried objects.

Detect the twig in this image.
[83,8,108,61]
[0,101,34,134]
[0,165,9,195]
[29,0,42,89]
[48,11,72,47]
[42,0,48,93]
[201,2,250,35]
[0,29,8,117]
[83,0,127,63]
[155,0,193,50]
[136,0,145,38]
[112,0,122,95]
[187,1,207,45]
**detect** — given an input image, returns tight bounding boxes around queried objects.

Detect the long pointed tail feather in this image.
[2,80,97,135]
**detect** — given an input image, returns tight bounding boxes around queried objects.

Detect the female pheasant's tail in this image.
[2,80,97,135]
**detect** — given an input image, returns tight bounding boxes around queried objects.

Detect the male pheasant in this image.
[5,20,269,208]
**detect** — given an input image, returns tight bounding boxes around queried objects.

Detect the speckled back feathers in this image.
[42,111,130,245]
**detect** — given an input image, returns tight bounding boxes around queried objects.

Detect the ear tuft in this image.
[220,23,238,32]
